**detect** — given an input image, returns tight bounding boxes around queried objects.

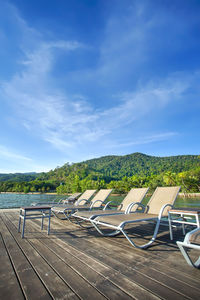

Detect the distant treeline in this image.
[0,172,39,182]
[0,153,199,193]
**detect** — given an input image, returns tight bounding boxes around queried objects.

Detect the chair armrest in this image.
[76,198,90,206]
[58,198,66,204]
[103,200,119,210]
[90,199,103,209]
[144,205,150,213]
[125,202,146,214]
[158,204,173,219]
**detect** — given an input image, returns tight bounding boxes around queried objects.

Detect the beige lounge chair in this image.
[177,227,200,268]
[52,189,112,220]
[91,186,180,249]
[31,192,82,206]
[73,188,149,224]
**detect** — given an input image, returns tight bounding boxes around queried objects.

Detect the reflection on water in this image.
[0,193,200,209]
[0,193,65,209]
[175,196,200,208]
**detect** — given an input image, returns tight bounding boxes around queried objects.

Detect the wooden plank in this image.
[6,212,160,300]
[0,216,51,300]
[1,213,79,300]
[5,212,135,299]
[53,216,200,284]
[0,232,24,299]
[34,215,192,300]
[89,231,200,293]
[30,229,156,300]
[26,239,112,300]
[3,213,108,300]
[38,230,161,300]
[55,233,191,300]
[5,211,200,300]
[105,225,200,282]
[50,215,200,293]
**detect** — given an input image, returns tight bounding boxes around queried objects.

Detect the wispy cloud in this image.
[106,132,178,149]
[0,34,195,153]
[0,1,199,166]
[0,145,32,162]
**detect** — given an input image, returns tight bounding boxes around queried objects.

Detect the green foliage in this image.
[0,172,40,182]
[0,152,199,193]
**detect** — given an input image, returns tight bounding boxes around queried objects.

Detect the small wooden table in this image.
[18,205,51,238]
[168,208,200,240]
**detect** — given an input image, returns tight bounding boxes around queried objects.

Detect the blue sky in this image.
[0,0,200,173]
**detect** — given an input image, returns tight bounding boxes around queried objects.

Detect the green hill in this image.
[0,172,40,182]
[0,152,200,193]
[40,152,200,182]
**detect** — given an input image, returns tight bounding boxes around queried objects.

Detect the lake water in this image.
[0,193,200,209]
[0,193,65,209]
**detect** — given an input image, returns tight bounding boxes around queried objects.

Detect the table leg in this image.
[41,212,44,230]
[18,209,22,233]
[47,209,51,235]
[22,211,26,238]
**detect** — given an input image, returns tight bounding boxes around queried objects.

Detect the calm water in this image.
[0,193,65,209]
[0,193,200,209]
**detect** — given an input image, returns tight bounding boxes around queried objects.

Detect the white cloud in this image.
[0,145,32,162]
[0,2,198,161]
[106,132,178,149]
[0,36,194,153]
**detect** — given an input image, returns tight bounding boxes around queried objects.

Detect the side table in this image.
[18,205,51,238]
[168,208,200,240]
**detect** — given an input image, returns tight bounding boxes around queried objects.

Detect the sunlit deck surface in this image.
[0,209,200,300]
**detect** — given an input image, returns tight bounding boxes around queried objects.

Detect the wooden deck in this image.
[0,209,200,300]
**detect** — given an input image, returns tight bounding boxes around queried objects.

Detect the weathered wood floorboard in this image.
[18,213,196,300]
[54,216,200,279]
[14,215,159,300]
[3,212,135,300]
[1,210,200,300]
[49,215,200,286]
[0,216,52,300]
[1,213,79,300]
[0,231,25,299]
[22,212,200,299]
[43,217,195,300]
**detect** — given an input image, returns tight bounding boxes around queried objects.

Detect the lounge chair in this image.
[177,227,200,268]
[31,192,82,206]
[90,186,180,249]
[73,188,149,224]
[52,189,112,220]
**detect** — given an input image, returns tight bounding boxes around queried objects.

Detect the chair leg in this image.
[91,221,122,237]
[177,241,200,268]
[91,218,162,249]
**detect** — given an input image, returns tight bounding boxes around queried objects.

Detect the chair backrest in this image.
[91,189,113,208]
[75,190,97,205]
[118,187,149,211]
[147,186,180,216]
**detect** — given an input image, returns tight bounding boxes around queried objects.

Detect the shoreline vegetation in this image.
[0,153,200,194]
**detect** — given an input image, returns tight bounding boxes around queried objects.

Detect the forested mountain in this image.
[0,153,199,193]
[39,152,200,182]
[83,153,200,178]
[0,172,40,182]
